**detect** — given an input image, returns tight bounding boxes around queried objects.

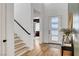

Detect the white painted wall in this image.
[14,3,34,50]
[6,4,14,56]
[43,3,68,44]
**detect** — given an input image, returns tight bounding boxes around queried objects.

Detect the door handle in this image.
[3,40,7,43]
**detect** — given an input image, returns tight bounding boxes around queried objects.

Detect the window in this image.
[51,16,59,40]
[73,14,79,30]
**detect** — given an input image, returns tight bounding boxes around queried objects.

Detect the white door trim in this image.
[48,16,62,44]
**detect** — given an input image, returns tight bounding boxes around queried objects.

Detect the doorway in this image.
[49,16,61,44]
[33,17,40,48]
[33,18,40,37]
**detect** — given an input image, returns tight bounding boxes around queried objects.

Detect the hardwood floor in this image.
[21,39,72,56]
[22,44,61,56]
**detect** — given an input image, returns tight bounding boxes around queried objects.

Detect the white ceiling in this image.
[44,3,68,16]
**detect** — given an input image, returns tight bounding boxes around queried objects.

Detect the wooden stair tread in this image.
[15,39,22,43]
[14,36,20,39]
[15,45,26,52]
[15,41,23,46]
[15,47,29,56]
[14,33,29,56]
[15,43,25,49]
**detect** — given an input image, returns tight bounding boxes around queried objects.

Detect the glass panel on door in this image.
[51,16,59,41]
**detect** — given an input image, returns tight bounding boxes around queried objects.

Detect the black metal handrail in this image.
[14,19,31,35]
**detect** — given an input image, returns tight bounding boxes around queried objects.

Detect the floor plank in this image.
[22,39,72,56]
[22,43,61,56]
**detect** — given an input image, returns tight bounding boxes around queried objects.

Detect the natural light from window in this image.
[73,14,79,30]
[51,16,59,40]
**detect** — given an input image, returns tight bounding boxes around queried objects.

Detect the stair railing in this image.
[14,19,31,35]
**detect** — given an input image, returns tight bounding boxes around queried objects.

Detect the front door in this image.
[49,16,62,44]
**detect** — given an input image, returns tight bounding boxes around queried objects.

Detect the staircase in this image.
[14,33,29,56]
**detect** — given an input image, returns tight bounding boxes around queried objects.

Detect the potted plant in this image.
[60,28,77,44]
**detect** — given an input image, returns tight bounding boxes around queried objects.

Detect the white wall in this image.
[14,3,34,50]
[6,4,14,56]
[43,3,68,43]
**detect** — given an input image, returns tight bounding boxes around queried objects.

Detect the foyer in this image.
[0,3,79,56]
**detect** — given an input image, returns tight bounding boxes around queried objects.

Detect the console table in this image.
[61,36,74,56]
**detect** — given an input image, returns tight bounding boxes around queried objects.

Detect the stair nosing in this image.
[15,39,22,43]
[15,41,23,46]
[15,43,25,48]
[15,47,29,56]
[15,44,26,51]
